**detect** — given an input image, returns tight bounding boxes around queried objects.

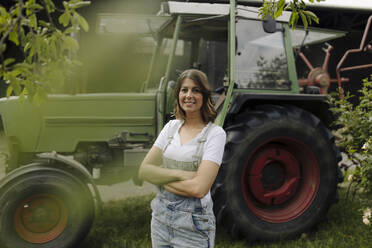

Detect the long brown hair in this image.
[173,69,216,123]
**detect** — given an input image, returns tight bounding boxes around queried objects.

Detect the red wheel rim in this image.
[241,137,320,223]
[14,194,68,244]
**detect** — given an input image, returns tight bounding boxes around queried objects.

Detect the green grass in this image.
[81,188,372,248]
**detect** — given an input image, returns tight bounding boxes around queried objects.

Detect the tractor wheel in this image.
[212,105,341,241]
[0,169,95,248]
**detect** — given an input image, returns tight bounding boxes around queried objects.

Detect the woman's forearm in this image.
[163,185,191,197]
[138,163,195,185]
[166,179,204,198]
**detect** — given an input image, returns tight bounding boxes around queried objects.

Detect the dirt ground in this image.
[0,132,156,202]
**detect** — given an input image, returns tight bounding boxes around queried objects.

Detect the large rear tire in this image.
[212,105,341,241]
[0,169,95,248]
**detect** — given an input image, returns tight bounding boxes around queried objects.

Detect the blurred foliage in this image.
[329,76,372,192]
[0,0,90,104]
[259,0,321,29]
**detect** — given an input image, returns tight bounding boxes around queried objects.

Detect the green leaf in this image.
[22,87,29,95]
[299,11,308,29]
[27,44,35,62]
[75,13,89,32]
[26,8,32,17]
[44,0,56,13]
[63,27,75,34]
[9,69,22,77]
[274,0,285,18]
[19,28,26,45]
[39,20,51,28]
[24,42,32,52]
[9,28,19,45]
[68,1,91,9]
[4,58,15,66]
[28,3,44,10]
[0,16,6,27]
[43,0,56,12]
[58,12,70,27]
[29,14,37,29]
[289,12,298,30]
[0,7,8,16]
[6,85,13,97]
[304,10,319,24]
[348,149,357,154]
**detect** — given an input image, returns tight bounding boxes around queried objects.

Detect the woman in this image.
[139,69,226,248]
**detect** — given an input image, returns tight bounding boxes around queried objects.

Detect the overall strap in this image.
[163,121,179,153]
[192,123,214,164]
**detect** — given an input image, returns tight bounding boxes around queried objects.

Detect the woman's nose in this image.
[186,90,193,97]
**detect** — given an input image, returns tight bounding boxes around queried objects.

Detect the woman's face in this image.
[178,78,203,116]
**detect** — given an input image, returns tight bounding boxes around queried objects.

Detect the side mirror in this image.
[263,16,277,33]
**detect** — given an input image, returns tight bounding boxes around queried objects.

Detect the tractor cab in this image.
[97,1,350,128]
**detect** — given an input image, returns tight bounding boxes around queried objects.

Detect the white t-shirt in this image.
[154,120,226,165]
[153,119,226,206]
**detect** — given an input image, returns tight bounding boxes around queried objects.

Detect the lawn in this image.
[81,187,372,248]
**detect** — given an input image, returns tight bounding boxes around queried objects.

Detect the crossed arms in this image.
[138,146,219,199]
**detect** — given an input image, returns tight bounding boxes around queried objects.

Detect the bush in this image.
[329,76,372,191]
[329,76,372,227]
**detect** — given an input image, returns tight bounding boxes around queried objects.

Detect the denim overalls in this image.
[150,122,215,248]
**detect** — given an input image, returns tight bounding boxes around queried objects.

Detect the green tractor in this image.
[2,1,371,247]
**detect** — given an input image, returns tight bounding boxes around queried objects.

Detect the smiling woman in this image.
[138,69,226,248]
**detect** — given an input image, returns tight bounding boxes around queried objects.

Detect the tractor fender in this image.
[228,93,333,127]
[0,152,103,213]
[36,151,103,212]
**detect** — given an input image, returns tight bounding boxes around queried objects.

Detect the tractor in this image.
[0,1,371,247]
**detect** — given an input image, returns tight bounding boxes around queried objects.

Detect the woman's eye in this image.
[181,88,188,93]
[193,88,201,93]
